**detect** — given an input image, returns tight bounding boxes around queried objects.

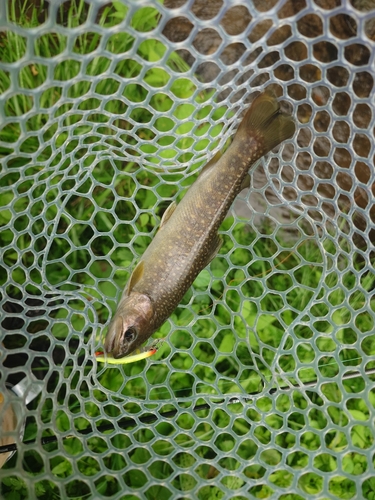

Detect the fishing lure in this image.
[96,339,162,364]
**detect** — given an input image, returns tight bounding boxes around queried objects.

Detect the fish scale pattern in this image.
[0,0,374,498]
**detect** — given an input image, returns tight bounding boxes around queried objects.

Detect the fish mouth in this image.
[111,340,132,359]
[112,335,141,359]
[111,346,125,359]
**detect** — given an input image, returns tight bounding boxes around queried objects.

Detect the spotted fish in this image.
[105,92,295,358]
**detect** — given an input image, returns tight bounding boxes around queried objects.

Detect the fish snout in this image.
[104,292,154,359]
[112,325,139,359]
[105,314,141,359]
[104,315,123,354]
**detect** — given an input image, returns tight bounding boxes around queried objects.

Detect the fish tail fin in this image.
[235,92,295,154]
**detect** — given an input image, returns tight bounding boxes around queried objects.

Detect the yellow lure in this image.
[95,339,162,365]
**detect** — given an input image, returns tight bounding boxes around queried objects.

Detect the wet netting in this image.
[0,0,375,498]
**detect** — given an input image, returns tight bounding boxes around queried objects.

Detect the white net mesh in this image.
[1,0,375,498]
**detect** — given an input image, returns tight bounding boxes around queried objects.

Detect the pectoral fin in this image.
[204,234,222,267]
[199,151,222,177]
[126,260,144,295]
[160,201,177,229]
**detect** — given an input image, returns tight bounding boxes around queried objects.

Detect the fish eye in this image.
[124,327,137,343]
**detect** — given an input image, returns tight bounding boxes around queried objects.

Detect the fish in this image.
[105,92,295,358]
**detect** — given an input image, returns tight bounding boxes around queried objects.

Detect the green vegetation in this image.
[1,1,374,500]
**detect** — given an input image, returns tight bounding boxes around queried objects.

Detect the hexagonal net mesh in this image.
[0,0,375,498]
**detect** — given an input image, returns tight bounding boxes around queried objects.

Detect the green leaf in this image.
[194,270,211,289]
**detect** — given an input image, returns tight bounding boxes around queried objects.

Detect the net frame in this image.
[0,0,375,498]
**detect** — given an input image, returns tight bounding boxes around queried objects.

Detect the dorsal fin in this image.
[126,260,144,295]
[159,201,177,229]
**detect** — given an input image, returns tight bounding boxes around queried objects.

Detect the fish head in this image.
[104,292,154,359]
